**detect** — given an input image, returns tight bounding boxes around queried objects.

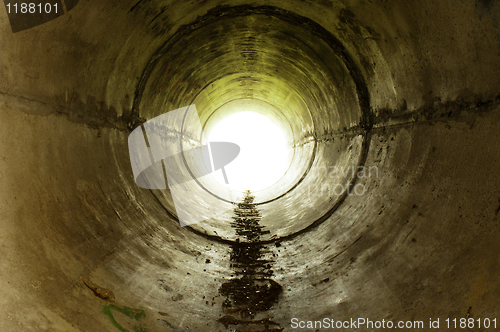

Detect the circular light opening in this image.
[206,111,291,192]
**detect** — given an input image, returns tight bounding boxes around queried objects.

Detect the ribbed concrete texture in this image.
[1,0,500,331]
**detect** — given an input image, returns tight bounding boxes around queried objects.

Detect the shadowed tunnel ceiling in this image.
[1,0,500,331]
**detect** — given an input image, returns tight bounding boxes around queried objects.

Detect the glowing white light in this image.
[207,111,291,192]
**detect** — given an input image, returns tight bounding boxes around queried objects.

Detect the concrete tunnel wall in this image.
[0,0,500,331]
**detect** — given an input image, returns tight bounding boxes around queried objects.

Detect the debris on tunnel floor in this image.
[81,277,115,301]
[218,191,283,331]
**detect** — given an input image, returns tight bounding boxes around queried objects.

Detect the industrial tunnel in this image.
[1,0,500,331]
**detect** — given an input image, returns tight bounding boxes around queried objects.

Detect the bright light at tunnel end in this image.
[128,105,292,227]
[206,111,291,192]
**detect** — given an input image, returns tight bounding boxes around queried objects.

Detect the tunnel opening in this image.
[205,108,292,192]
[135,5,371,242]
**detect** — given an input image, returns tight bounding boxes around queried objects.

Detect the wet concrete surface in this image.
[218,191,283,331]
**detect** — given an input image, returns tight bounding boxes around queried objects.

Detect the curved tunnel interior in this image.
[140,6,367,241]
[1,0,500,331]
